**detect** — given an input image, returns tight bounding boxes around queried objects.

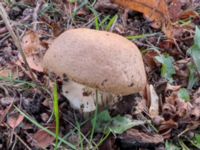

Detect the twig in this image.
[0,3,36,81]
[0,32,9,44]
[33,0,43,31]
[0,26,8,34]
[4,123,32,150]
[173,38,184,56]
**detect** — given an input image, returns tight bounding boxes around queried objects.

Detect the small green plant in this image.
[165,141,180,150]
[91,110,145,135]
[155,54,176,83]
[190,134,200,149]
[93,13,118,31]
[105,14,118,31]
[178,88,190,102]
[187,62,199,89]
[188,26,200,74]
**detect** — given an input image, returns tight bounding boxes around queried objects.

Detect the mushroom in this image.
[43,28,147,113]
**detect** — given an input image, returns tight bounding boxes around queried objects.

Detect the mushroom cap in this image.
[43,28,147,95]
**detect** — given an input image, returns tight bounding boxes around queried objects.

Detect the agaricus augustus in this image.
[43,28,147,113]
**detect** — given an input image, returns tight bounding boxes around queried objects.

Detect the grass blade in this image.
[53,83,60,149]
[14,106,76,150]
[105,15,118,31]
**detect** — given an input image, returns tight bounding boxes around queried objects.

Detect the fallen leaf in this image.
[179,10,199,20]
[143,51,159,70]
[112,0,178,38]
[149,84,159,118]
[21,30,45,56]
[168,0,184,21]
[17,54,44,72]
[112,0,170,29]
[159,119,178,139]
[92,110,145,134]
[0,103,13,124]
[32,128,55,149]
[7,114,24,129]
[117,129,164,148]
[0,67,21,79]
[99,136,116,150]
[109,115,145,134]
[166,83,181,91]
[0,69,12,78]
[155,54,176,83]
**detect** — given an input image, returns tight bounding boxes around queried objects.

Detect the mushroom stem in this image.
[62,80,121,116]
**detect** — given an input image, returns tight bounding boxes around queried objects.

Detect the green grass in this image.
[89,90,99,143]
[14,105,77,150]
[105,14,118,31]
[53,83,60,150]
[0,76,37,88]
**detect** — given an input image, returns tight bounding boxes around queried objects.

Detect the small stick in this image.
[0,3,36,81]
[4,123,32,150]
[33,0,43,31]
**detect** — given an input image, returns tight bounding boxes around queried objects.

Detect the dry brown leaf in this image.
[159,119,178,139]
[7,114,24,129]
[112,0,182,38]
[20,30,46,73]
[0,69,12,78]
[112,0,171,28]
[21,30,44,56]
[0,67,21,79]
[118,129,164,147]
[166,83,181,91]
[149,84,159,118]
[112,0,175,39]
[17,54,43,72]
[143,51,159,71]
[0,103,13,124]
[32,128,55,149]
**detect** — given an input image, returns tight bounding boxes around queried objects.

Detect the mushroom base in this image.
[62,80,122,116]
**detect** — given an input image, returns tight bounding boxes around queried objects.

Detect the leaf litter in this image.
[0,0,200,149]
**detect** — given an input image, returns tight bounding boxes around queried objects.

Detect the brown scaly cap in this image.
[43,28,147,95]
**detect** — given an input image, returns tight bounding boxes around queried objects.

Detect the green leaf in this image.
[155,54,176,83]
[91,110,112,133]
[195,134,200,144]
[187,63,198,89]
[194,26,200,48]
[109,116,145,134]
[188,134,200,148]
[92,110,145,134]
[165,141,180,150]
[190,44,200,73]
[189,26,200,74]
[178,88,190,102]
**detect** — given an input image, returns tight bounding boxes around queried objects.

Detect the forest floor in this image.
[0,0,200,150]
